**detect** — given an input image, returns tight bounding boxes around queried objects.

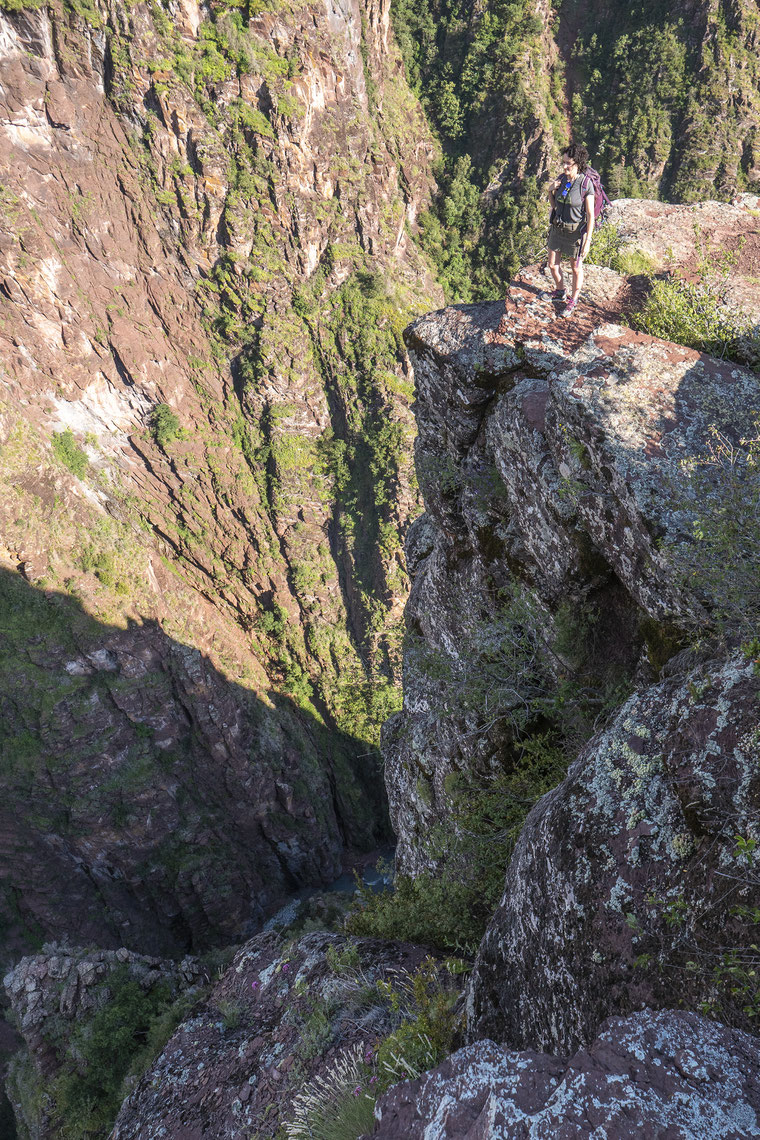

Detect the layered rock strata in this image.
[0,591,353,956]
[0,0,439,954]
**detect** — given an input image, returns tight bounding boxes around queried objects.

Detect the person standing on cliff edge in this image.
[546,143,595,318]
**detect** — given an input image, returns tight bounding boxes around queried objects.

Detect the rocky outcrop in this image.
[466,650,760,1052]
[5,943,203,1074]
[4,942,205,1138]
[110,931,437,1140]
[385,261,760,876]
[370,1010,760,1139]
[608,197,760,321]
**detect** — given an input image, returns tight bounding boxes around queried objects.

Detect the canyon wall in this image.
[0,0,441,957]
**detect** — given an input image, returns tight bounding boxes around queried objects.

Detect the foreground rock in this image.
[111,932,438,1140]
[466,651,760,1052]
[385,264,760,876]
[371,1010,760,1139]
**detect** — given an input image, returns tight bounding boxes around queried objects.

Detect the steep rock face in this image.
[110,931,437,1140]
[0,0,440,954]
[0,579,353,957]
[371,1010,760,1139]
[466,651,760,1052]
[385,258,760,876]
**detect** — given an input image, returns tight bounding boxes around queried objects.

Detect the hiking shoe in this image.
[546,288,566,300]
[561,297,577,318]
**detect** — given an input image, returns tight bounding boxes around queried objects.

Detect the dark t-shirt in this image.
[554,174,593,229]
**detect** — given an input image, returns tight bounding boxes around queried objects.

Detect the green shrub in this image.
[48,965,179,1137]
[347,732,567,953]
[374,957,462,1090]
[284,959,463,1139]
[52,429,88,479]
[633,277,756,363]
[79,545,116,587]
[149,404,182,449]
[585,225,656,275]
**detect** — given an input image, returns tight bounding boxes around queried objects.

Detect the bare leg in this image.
[570,257,584,301]
[547,249,563,290]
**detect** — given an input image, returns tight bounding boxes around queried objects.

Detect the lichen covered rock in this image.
[110,931,437,1140]
[466,651,760,1052]
[386,264,760,877]
[370,1010,760,1139]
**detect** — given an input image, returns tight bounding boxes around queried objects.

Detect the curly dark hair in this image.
[561,143,589,172]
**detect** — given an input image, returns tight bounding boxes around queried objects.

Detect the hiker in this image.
[546,144,595,318]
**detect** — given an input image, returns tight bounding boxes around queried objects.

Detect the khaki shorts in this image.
[548,224,583,260]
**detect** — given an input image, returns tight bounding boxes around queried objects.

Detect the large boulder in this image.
[466,651,760,1052]
[386,264,760,876]
[370,1009,760,1139]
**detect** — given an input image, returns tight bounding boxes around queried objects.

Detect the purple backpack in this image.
[581,167,611,226]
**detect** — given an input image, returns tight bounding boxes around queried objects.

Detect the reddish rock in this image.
[0,0,438,958]
[110,932,443,1140]
[370,1010,760,1139]
[466,652,760,1051]
[608,198,760,321]
[386,263,760,878]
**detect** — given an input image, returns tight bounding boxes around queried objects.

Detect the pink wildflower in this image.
[353,1086,361,1096]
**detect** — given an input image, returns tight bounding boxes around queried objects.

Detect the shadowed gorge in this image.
[0,567,388,959]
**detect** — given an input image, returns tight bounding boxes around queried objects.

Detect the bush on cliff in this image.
[149,403,182,449]
[52,428,88,479]
[634,276,759,366]
[347,732,567,953]
[34,966,205,1140]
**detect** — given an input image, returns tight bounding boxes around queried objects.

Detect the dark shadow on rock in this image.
[0,567,390,966]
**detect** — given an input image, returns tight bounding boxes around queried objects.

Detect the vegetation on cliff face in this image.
[385,0,760,302]
[390,0,563,299]
[0,0,440,962]
[565,0,760,201]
